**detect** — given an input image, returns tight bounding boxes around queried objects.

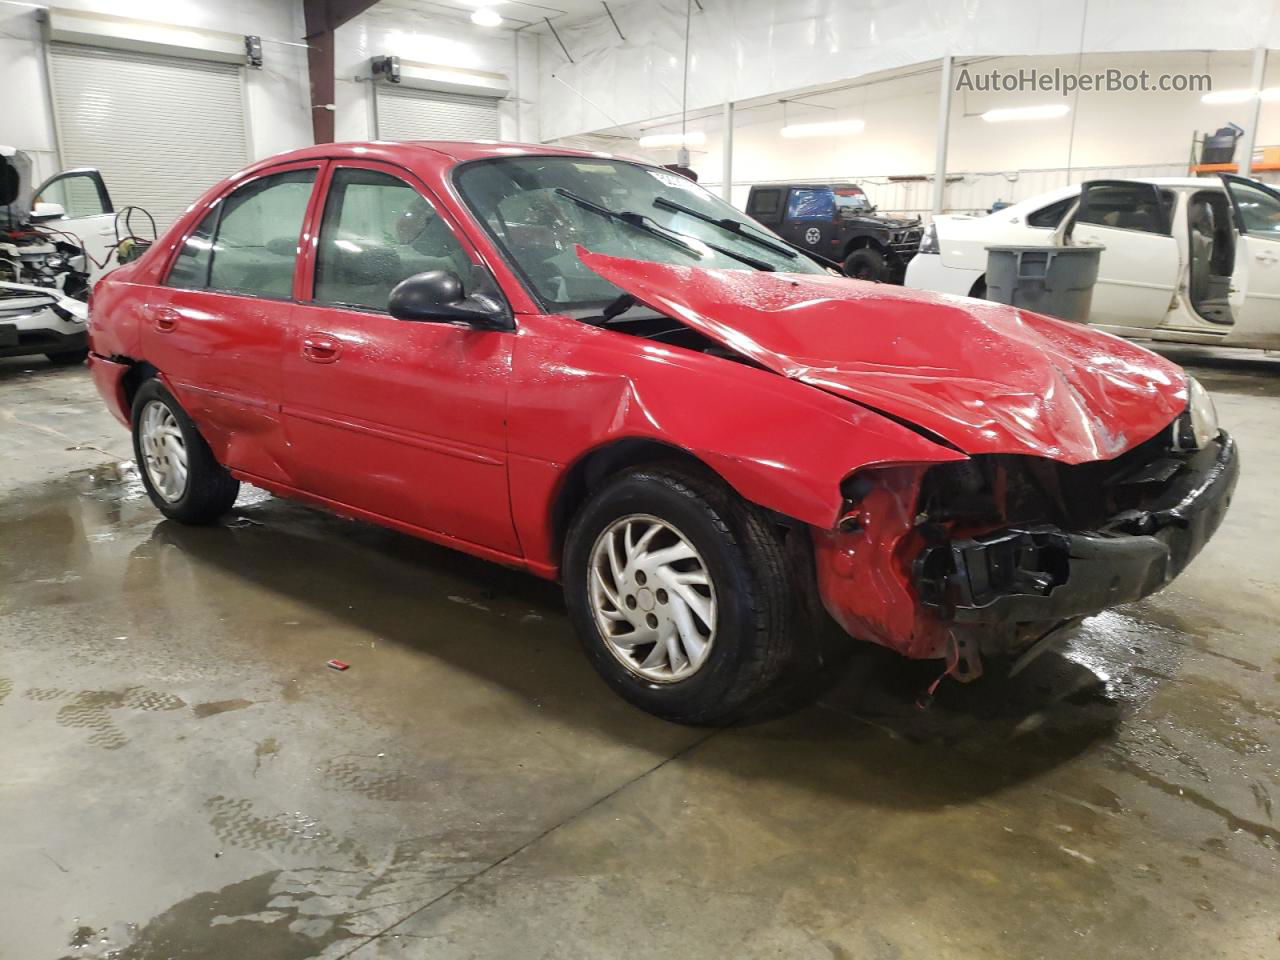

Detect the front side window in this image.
[786,188,836,221]
[455,157,824,310]
[36,171,110,218]
[206,169,316,299]
[313,168,473,311]
[1077,183,1172,235]
[1224,178,1280,238]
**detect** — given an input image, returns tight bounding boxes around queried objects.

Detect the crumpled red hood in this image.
[579,249,1187,464]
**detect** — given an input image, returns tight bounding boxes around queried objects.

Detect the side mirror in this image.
[388,269,512,330]
[31,201,66,221]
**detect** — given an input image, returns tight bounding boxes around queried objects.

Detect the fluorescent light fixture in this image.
[981,104,1070,123]
[471,6,503,26]
[1201,87,1280,103]
[637,131,706,148]
[780,118,866,138]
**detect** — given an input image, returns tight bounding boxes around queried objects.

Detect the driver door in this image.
[778,187,836,254]
[32,169,117,276]
[1221,174,1280,348]
[1063,180,1180,329]
[282,160,520,555]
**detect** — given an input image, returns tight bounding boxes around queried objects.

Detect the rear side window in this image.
[1027,196,1075,228]
[748,189,781,217]
[208,170,316,298]
[167,169,316,297]
[1077,183,1173,235]
[313,168,472,312]
[786,188,836,221]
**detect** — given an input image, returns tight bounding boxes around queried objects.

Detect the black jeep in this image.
[745,183,923,283]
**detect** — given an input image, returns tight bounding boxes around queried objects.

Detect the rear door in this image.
[778,187,837,254]
[1221,174,1280,347]
[1066,180,1180,329]
[144,161,323,483]
[32,169,116,275]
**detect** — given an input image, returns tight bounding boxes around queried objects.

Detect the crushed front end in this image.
[815,411,1238,677]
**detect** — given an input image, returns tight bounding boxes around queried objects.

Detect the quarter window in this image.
[748,189,781,217]
[313,168,472,312]
[1027,196,1075,229]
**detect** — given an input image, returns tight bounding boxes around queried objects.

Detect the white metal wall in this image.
[48,43,249,229]
[375,86,500,141]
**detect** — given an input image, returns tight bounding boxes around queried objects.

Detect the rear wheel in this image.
[45,348,89,366]
[131,379,239,524]
[563,464,819,724]
[843,247,887,282]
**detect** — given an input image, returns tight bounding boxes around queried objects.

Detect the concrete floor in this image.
[0,346,1277,960]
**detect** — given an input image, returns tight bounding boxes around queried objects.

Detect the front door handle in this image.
[302,334,342,364]
[154,307,179,332]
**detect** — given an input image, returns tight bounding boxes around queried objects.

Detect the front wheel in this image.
[843,247,887,282]
[563,464,816,724]
[131,379,239,524]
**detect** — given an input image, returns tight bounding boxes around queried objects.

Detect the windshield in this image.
[833,187,871,216]
[454,156,825,310]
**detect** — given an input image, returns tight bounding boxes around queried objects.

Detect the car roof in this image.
[251,140,641,166]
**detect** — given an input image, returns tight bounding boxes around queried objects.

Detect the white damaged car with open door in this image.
[1,145,120,364]
[906,175,1280,351]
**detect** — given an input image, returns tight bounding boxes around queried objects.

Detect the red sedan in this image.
[86,141,1237,723]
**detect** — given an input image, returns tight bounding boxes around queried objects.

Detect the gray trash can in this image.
[983,244,1104,324]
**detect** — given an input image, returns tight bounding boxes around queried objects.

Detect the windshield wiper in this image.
[554,188,775,272]
[652,196,797,259]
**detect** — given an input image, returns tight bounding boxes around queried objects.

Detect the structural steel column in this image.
[1239,47,1268,177]
[721,100,734,202]
[303,0,380,144]
[932,53,953,217]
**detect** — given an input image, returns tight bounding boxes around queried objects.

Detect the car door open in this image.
[31,168,117,275]
[1221,174,1280,349]
[1065,180,1180,330]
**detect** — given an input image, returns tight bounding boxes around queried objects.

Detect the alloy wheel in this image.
[588,513,718,683]
[139,400,189,503]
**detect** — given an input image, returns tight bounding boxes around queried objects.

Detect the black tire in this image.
[969,275,988,299]
[45,348,89,366]
[130,378,239,524]
[843,247,887,282]
[563,463,820,725]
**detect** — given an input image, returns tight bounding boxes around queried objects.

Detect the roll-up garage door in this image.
[375,86,500,141]
[48,43,248,230]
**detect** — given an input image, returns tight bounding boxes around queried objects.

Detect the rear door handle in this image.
[154,307,179,332]
[302,334,342,364]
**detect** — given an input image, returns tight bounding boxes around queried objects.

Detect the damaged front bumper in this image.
[915,433,1238,622]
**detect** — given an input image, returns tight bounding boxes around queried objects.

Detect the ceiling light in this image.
[471,7,502,27]
[1202,88,1258,104]
[981,104,1070,123]
[780,118,865,138]
[1201,87,1280,104]
[637,131,706,148]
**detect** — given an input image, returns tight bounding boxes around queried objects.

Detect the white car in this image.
[906,175,1280,351]
[1,145,121,364]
